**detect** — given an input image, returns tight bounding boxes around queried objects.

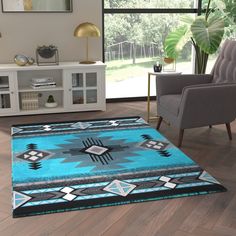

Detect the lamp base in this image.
[79,61,96,64]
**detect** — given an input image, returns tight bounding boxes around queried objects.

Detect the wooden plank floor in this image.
[0,101,235,236]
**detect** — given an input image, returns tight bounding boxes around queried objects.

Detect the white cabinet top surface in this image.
[0,61,106,72]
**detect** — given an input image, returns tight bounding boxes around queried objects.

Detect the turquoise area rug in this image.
[11,117,226,217]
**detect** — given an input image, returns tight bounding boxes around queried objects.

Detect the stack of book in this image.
[0,94,10,109]
[21,92,39,110]
[31,77,56,89]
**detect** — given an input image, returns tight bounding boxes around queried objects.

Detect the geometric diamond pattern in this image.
[60,187,77,201]
[136,117,147,125]
[140,140,169,151]
[43,125,52,132]
[109,120,120,127]
[13,191,32,209]
[159,176,177,189]
[16,149,52,163]
[85,145,109,156]
[199,171,221,185]
[71,122,92,130]
[103,180,136,197]
[11,127,23,135]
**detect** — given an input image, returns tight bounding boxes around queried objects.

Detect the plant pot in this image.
[164,57,174,64]
[45,102,58,108]
[153,64,162,72]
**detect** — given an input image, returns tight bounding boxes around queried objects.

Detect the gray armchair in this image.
[156,40,236,147]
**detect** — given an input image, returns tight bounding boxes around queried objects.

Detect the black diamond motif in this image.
[140,140,169,151]
[17,149,51,163]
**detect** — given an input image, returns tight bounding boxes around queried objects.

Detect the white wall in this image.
[0,0,103,63]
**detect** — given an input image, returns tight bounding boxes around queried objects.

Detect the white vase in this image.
[45,102,58,108]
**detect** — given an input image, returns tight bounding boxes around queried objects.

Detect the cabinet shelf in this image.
[72,87,97,91]
[18,86,64,92]
[0,89,10,94]
[0,61,106,116]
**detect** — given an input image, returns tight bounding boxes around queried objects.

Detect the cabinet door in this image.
[0,72,18,115]
[64,68,105,111]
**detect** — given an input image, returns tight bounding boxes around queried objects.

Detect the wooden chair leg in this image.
[226,123,232,140]
[178,129,184,148]
[156,117,163,130]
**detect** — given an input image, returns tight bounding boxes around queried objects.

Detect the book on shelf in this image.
[31,82,56,89]
[31,77,54,84]
[0,94,9,109]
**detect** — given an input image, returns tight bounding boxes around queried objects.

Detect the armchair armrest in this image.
[156,74,213,99]
[178,83,236,128]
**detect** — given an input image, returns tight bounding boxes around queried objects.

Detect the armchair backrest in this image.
[211,39,236,83]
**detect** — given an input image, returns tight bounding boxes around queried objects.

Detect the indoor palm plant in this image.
[164,0,232,74]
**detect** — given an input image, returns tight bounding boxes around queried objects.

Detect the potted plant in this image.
[45,95,58,108]
[164,0,234,74]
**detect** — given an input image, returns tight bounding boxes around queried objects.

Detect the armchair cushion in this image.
[178,83,236,128]
[182,81,229,93]
[212,39,236,83]
[159,94,182,116]
[156,74,213,100]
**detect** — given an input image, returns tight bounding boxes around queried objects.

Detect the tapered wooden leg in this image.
[178,129,184,147]
[226,123,232,140]
[209,125,212,128]
[156,117,163,130]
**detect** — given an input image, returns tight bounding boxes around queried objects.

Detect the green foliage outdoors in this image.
[104,0,236,83]
[104,0,193,59]
[165,0,236,73]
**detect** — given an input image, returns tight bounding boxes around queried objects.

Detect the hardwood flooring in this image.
[0,101,235,236]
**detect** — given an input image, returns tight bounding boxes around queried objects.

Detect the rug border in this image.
[11,116,142,128]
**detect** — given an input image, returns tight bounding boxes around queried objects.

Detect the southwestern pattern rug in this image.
[11,117,226,217]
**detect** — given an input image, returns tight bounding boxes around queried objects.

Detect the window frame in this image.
[102,0,203,100]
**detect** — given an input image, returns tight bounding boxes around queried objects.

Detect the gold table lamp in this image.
[74,22,101,64]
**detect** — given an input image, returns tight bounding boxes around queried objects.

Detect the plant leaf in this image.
[191,16,224,54]
[164,25,191,59]
[180,15,195,25]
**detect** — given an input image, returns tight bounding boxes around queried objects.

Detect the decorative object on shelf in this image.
[45,95,58,108]
[14,54,29,66]
[20,92,39,110]
[36,45,59,66]
[31,77,56,89]
[153,63,162,72]
[14,55,35,66]
[74,22,101,64]
[163,57,176,72]
[27,57,35,65]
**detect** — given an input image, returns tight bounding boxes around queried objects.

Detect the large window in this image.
[104,0,200,98]
[104,0,196,8]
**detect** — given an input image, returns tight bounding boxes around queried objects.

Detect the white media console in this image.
[0,61,106,116]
